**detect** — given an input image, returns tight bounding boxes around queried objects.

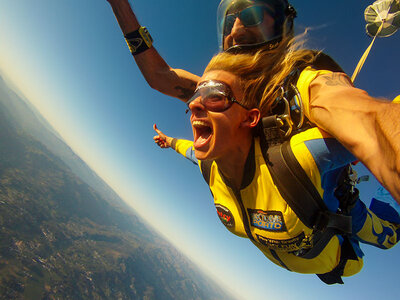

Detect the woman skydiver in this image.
[152,37,400,284]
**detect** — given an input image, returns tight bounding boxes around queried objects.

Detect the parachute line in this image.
[351,22,384,82]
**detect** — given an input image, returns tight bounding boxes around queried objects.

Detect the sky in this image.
[0,1,399,299]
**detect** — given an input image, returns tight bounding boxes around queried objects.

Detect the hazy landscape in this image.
[0,74,235,299]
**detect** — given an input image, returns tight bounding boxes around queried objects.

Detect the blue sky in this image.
[0,1,399,299]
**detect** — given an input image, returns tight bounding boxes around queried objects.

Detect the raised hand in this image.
[153,124,172,149]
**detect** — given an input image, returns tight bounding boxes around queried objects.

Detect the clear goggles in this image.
[186,80,248,113]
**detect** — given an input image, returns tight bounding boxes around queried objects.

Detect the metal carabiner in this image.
[289,83,304,130]
[276,94,293,138]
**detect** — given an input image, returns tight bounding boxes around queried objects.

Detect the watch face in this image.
[139,27,153,46]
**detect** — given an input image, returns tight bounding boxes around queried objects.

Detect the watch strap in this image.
[125,26,153,55]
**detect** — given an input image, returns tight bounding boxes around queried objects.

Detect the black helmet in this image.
[217,0,296,52]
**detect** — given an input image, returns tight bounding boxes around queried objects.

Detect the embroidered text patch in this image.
[248,209,287,232]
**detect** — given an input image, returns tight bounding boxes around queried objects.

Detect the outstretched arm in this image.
[308,72,400,203]
[107,0,200,101]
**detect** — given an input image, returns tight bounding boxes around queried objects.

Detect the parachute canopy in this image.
[351,0,400,82]
[365,0,400,37]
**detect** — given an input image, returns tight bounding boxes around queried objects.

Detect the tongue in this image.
[194,130,211,148]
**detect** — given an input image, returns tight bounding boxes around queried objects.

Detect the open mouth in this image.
[192,120,213,149]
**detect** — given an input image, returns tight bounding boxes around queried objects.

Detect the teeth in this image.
[192,120,209,127]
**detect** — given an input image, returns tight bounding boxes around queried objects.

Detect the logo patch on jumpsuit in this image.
[248,209,287,232]
[215,204,235,228]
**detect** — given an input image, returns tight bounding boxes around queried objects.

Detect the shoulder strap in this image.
[264,52,344,144]
[200,160,213,185]
[266,141,326,227]
[262,140,352,259]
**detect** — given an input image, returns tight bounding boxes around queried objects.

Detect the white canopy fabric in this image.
[365,0,400,37]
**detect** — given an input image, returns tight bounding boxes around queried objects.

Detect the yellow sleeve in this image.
[393,95,400,103]
[173,139,194,157]
[296,67,332,119]
[171,139,198,165]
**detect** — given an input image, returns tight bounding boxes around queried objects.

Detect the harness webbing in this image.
[200,160,212,185]
[262,140,353,260]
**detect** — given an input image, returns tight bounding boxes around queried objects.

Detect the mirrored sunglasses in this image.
[223,5,276,37]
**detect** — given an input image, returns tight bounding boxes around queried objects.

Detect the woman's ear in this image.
[241,108,261,128]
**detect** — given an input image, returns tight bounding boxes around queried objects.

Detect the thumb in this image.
[153,124,165,137]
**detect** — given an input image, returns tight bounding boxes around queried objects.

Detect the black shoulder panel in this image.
[312,52,344,73]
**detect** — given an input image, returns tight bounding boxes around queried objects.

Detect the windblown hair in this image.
[205,34,319,117]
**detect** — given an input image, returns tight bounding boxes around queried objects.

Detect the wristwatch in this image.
[125,26,153,55]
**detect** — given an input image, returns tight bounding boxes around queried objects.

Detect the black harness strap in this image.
[200,160,213,185]
[263,140,353,260]
[317,236,357,284]
[266,141,324,227]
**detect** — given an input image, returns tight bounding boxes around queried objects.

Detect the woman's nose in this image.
[188,97,206,114]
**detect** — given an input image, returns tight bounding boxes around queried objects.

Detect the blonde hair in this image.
[205,35,318,117]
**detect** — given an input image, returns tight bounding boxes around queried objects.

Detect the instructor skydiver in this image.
[106,0,296,101]
[106,0,400,204]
